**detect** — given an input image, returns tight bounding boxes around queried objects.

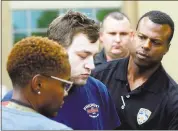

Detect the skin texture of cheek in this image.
[70,60,83,77]
[41,82,65,117]
[101,35,113,51]
[70,65,89,85]
[69,57,89,85]
[69,51,88,76]
[47,91,64,117]
[149,51,165,63]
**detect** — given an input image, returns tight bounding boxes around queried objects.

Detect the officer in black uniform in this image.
[92,10,178,130]
[94,12,133,67]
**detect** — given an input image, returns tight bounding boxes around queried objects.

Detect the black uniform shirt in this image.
[92,57,178,130]
[94,49,107,67]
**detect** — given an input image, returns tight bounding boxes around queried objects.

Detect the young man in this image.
[46,10,120,130]
[92,10,178,129]
[94,12,133,67]
[2,36,72,130]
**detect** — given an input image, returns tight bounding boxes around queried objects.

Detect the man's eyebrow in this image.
[138,32,163,42]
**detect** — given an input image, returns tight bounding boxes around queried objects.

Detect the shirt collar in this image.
[115,57,166,94]
[142,65,166,94]
[115,57,129,81]
[94,49,107,65]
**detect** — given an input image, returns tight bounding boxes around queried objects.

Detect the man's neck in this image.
[106,52,129,62]
[106,54,123,62]
[127,57,160,91]
[106,55,114,62]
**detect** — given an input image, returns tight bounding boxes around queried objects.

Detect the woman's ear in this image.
[31,74,42,95]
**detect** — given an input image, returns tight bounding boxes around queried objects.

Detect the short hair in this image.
[47,10,99,48]
[136,10,174,44]
[100,12,130,31]
[7,36,70,87]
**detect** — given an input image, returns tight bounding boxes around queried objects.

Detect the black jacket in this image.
[94,49,107,67]
[92,57,178,130]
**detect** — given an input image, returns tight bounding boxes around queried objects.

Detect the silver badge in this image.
[137,108,152,125]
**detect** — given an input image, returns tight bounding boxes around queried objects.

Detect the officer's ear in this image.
[164,43,170,55]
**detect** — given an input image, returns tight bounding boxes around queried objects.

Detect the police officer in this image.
[92,10,178,129]
[94,12,133,67]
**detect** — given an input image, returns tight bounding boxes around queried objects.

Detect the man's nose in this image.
[142,39,152,50]
[115,34,121,43]
[84,56,95,70]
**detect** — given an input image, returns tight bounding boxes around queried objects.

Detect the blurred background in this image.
[1,1,178,93]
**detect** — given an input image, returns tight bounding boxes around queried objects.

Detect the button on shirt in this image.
[92,57,178,130]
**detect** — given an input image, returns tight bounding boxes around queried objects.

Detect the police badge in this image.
[137,108,152,125]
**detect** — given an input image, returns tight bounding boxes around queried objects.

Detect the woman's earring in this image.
[37,91,41,95]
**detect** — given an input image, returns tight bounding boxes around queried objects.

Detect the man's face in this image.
[67,33,99,85]
[131,17,171,68]
[100,17,132,60]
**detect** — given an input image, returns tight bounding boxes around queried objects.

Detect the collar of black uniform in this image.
[115,57,166,94]
[115,57,129,81]
[141,65,167,94]
[94,49,107,65]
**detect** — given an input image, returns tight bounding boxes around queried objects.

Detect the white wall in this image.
[2,1,13,90]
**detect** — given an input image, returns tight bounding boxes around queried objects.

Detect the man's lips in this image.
[81,74,90,78]
[112,46,121,49]
[137,52,149,59]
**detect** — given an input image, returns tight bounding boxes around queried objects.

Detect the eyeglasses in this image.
[33,74,73,92]
[50,76,73,92]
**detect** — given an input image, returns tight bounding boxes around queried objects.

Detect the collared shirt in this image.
[51,76,121,130]
[2,77,121,130]
[92,57,178,130]
[94,49,107,67]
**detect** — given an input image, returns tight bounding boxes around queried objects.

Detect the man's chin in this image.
[111,49,122,54]
[73,78,88,86]
[110,52,122,58]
